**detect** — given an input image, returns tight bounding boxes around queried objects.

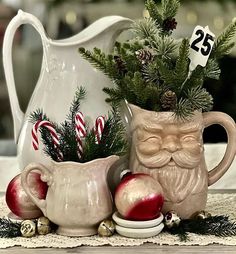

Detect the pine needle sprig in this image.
[78,48,121,81]
[212,19,236,59]
[67,87,86,123]
[131,18,160,40]
[185,86,213,112]
[0,219,21,238]
[204,59,221,80]
[152,36,178,59]
[174,38,190,89]
[162,0,180,21]
[145,0,162,25]
[166,215,236,241]
[175,98,194,121]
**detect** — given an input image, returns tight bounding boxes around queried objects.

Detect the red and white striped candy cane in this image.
[32,120,63,161]
[75,112,86,158]
[95,116,105,144]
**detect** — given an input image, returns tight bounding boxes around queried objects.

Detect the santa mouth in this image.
[167,159,176,166]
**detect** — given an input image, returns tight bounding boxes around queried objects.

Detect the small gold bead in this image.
[20,220,36,238]
[37,217,51,235]
[98,220,115,237]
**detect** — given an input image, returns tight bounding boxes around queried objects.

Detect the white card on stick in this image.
[189,25,215,72]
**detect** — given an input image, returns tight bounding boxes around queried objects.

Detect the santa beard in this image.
[130,149,208,203]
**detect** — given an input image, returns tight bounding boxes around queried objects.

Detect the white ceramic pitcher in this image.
[3,10,132,170]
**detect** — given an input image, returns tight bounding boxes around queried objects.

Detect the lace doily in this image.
[1,194,236,249]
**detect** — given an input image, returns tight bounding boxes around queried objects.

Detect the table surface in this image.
[0,190,236,254]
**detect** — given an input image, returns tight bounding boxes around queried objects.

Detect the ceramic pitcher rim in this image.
[46,16,132,47]
[51,155,119,166]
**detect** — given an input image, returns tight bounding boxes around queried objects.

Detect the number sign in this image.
[189,25,215,72]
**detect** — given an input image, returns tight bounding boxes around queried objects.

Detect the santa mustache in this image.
[137,149,202,169]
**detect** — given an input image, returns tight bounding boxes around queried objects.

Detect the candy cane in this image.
[32,120,63,161]
[95,116,105,144]
[75,112,86,158]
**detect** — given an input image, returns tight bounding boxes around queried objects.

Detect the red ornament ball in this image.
[6,172,48,219]
[115,173,164,221]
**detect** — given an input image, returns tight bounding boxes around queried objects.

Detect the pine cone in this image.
[114,55,127,75]
[160,90,177,111]
[135,49,153,65]
[163,18,177,32]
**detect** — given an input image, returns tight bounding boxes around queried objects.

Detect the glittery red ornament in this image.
[115,173,164,221]
[6,173,48,219]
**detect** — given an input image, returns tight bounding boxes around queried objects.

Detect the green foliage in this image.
[29,88,128,163]
[165,215,236,242]
[162,0,180,20]
[78,0,236,120]
[145,0,179,33]
[0,219,21,238]
[212,19,236,59]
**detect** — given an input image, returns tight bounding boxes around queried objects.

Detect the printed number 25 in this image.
[191,29,214,56]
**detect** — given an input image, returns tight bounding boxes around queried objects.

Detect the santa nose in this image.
[162,136,181,153]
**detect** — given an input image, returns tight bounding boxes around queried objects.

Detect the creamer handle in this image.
[203,112,236,185]
[3,10,47,142]
[21,163,52,216]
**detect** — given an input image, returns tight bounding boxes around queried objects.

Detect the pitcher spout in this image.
[49,16,132,49]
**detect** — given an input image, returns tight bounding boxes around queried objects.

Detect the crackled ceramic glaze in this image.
[3,10,132,170]
[21,156,119,236]
[129,104,236,218]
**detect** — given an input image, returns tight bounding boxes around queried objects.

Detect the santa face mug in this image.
[129,104,236,219]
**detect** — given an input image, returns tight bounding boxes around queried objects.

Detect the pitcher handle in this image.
[21,163,52,215]
[203,112,236,186]
[2,10,47,142]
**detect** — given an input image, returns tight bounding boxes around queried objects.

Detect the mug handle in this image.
[203,112,236,186]
[21,163,52,215]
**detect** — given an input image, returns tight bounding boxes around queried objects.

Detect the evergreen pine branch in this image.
[82,108,128,162]
[0,219,21,238]
[155,58,175,86]
[162,0,180,20]
[145,0,162,25]
[99,108,128,157]
[212,19,236,59]
[103,87,124,103]
[204,59,221,80]
[185,86,213,112]
[167,215,236,241]
[152,36,178,59]
[143,84,162,111]
[67,86,86,123]
[131,18,160,40]
[175,98,194,120]
[142,62,160,83]
[78,47,120,81]
[174,38,190,88]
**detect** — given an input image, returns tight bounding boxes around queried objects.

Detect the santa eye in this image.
[181,135,197,142]
[144,136,162,144]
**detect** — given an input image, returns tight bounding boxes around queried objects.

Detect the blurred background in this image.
[0,0,236,156]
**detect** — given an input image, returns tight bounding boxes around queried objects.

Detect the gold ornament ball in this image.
[37,216,51,235]
[164,211,181,228]
[191,210,212,220]
[98,220,115,237]
[20,220,36,237]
